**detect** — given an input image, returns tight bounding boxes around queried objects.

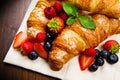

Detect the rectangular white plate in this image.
[3,0,120,80]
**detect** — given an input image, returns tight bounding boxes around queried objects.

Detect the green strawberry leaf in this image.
[62,2,78,17]
[78,15,96,30]
[66,16,76,25]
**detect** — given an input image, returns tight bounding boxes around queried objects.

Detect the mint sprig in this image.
[78,16,96,30]
[62,2,96,30]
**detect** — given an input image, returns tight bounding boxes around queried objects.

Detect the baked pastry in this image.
[63,0,120,18]
[48,14,120,70]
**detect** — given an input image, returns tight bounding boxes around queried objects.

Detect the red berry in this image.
[103,40,119,53]
[84,48,96,57]
[21,41,34,55]
[53,1,63,13]
[44,7,57,19]
[35,32,46,43]
[59,12,68,21]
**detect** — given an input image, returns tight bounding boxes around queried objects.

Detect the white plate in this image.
[3,0,120,80]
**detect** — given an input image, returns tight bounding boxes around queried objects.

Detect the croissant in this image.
[48,14,120,71]
[27,0,55,39]
[63,0,120,19]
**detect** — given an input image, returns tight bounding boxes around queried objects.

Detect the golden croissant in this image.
[48,14,120,70]
[63,0,120,19]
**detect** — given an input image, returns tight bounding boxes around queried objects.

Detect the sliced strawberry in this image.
[13,31,28,48]
[34,43,48,59]
[20,41,34,55]
[47,17,64,33]
[79,54,94,70]
[103,40,119,53]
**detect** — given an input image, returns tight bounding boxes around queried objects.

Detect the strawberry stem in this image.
[109,45,119,54]
[47,18,61,31]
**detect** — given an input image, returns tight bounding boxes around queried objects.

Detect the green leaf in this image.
[78,15,96,30]
[62,2,78,17]
[66,16,76,25]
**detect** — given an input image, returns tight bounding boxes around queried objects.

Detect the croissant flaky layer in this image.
[48,14,120,71]
[64,0,120,19]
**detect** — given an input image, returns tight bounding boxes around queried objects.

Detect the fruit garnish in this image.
[103,40,119,54]
[13,31,28,48]
[35,32,46,43]
[106,54,119,64]
[59,11,68,21]
[79,54,94,70]
[34,43,48,59]
[100,50,110,59]
[47,17,64,33]
[53,1,63,13]
[28,51,38,60]
[44,41,52,51]
[95,58,104,66]
[20,41,34,55]
[44,7,57,19]
[84,48,97,57]
[89,63,98,72]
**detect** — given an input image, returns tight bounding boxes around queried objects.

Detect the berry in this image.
[84,48,96,57]
[79,54,94,70]
[95,58,104,66]
[59,11,68,21]
[46,32,52,41]
[44,41,52,51]
[13,31,28,48]
[35,32,46,43]
[20,41,34,55]
[28,51,38,60]
[44,7,56,19]
[47,17,65,33]
[103,40,119,54]
[53,1,63,13]
[100,50,110,59]
[107,54,119,64]
[89,63,98,72]
[95,49,101,59]
[34,43,48,59]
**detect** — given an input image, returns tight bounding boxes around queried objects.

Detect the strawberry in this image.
[103,40,120,54]
[20,41,34,55]
[47,17,64,33]
[13,31,28,48]
[79,54,94,70]
[34,43,48,59]
[44,7,57,19]
[84,48,96,57]
[35,32,46,43]
[53,1,63,13]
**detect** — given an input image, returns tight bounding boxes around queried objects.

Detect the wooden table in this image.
[0,0,60,80]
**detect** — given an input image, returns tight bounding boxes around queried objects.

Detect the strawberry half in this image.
[84,48,96,57]
[13,31,28,48]
[34,43,48,59]
[103,40,120,54]
[47,17,64,33]
[79,54,94,70]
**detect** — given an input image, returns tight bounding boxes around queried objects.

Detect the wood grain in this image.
[0,0,60,80]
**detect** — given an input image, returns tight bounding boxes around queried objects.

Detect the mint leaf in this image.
[62,2,78,17]
[78,15,96,30]
[66,16,76,25]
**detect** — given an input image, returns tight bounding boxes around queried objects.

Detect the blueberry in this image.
[44,41,52,51]
[95,58,104,66]
[95,49,101,59]
[46,32,58,42]
[28,51,38,60]
[46,33,52,42]
[100,50,110,59]
[89,63,98,72]
[107,54,119,64]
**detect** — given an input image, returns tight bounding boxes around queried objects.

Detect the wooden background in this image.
[0,0,60,80]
